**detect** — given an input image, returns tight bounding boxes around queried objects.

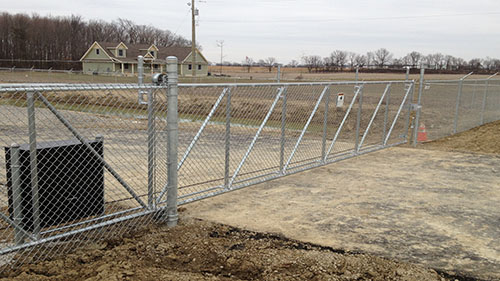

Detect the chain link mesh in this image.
[0,80,413,269]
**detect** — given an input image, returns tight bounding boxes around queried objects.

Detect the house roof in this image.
[83,42,197,63]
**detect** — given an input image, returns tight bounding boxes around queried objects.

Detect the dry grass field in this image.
[0,68,493,84]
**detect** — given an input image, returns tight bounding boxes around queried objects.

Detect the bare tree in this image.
[348,52,357,69]
[406,51,422,67]
[265,57,277,72]
[287,60,299,68]
[331,50,348,70]
[302,55,322,73]
[374,48,393,67]
[354,54,367,67]
[366,52,374,68]
[243,56,254,73]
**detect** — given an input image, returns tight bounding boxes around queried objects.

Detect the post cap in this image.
[11,143,20,148]
[166,56,178,64]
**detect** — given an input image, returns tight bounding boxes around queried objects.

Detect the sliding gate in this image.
[173,80,415,204]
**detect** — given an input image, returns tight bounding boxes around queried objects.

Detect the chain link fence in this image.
[0,75,414,269]
[2,60,498,270]
[417,76,500,142]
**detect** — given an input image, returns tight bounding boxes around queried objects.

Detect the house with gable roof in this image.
[80,41,209,77]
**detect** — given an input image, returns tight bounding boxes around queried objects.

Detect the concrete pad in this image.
[185,147,500,280]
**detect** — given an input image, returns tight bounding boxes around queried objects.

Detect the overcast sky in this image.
[2,0,500,64]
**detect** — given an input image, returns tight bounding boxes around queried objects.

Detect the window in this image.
[188,64,192,70]
[124,64,129,70]
[150,51,155,57]
[96,49,100,55]
[154,64,158,69]
[118,49,123,56]
[198,64,202,70]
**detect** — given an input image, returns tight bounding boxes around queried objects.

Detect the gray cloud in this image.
[2,0,500,63]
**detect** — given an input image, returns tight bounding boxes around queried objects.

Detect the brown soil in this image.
[422,120,500,154]
[0,217,452,281]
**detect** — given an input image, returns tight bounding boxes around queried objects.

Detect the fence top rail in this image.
[178,80,414,88]
[0,83,167,92]
[0,80,414,92]
[426,78,500,83]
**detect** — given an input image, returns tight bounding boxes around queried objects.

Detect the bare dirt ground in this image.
[422,120,500,154]
[0,217,451,281]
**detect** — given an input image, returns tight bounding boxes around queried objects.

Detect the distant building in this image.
[80,41,208,76]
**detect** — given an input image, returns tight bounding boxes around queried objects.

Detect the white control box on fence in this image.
[336,93,345,108]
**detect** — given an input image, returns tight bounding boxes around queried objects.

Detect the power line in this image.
[201,11,500,24]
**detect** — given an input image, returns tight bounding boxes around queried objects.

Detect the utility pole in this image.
[217,40,224,75]
[191,0,196,80]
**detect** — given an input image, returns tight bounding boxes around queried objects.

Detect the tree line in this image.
[0,12,191,69]
[233,49,500,74]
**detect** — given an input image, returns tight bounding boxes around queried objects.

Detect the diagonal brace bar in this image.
[36,92,148,209]
[283,85,329,172]
[358,84,391,150]
[228,87,285,188]
[177,87,229,171]
[384,83,413,146]
[324,85,363,160]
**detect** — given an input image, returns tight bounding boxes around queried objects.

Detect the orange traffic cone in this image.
[417,123,428,142]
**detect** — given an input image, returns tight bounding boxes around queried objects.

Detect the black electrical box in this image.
[5,139,104,232]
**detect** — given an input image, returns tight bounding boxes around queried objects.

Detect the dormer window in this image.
[118,49,123,56]
[150,51,155,57]
[96,49,100,55]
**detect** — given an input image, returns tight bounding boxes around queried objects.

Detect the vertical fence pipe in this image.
[277,65,281,83]
[279,87,287,174]
[284,86,328,171]
[382,85,391,145]
[359,84,391,150]
[454,72,473,134]
[321,86,331,162]
[481,73,498,125]
[224,88,231,188]
[413,67,425,146]
[26,92,41,238]
[355,67,359,82]
[354,88,363,153]
[10,143,26,245]
[480,80,488,125]
[325,86,363,159]
[147,90,156,210]
[405,66,410,81]
[166,56,179,227]
[138,56,144,84]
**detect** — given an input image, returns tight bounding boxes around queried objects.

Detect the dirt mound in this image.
[0,217,450,281]
[422,120,500,154]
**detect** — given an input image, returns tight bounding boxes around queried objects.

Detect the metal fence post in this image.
[166,56,179,227]
[26,92,41,238]
[321,86,331,162]
[147,90,156,210]
[277,65,281,83]
[454,72,473,134]
[382,84,391,145]
[405,66,410,81]
[138,56,144,84]
[481,72,498,125]
[354,88,363,153]
[10,143,26,245]
[413,67,425,146]
[224,88,231,188]
[279,87,287,174]
[355,66,359,82]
